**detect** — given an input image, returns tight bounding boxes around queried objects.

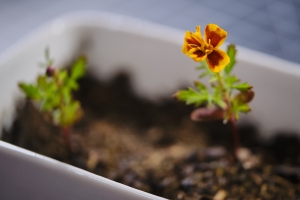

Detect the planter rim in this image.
[0,140,166,200]
[1,11,300,200]
[0,11,300,77]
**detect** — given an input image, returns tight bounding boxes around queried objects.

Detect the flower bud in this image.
[46,66,55,77]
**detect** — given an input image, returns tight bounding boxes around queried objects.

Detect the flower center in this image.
[204,44,213,54]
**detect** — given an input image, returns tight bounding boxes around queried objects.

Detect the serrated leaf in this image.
[52,109,62,125]
[61,101,81,126]
[199,71,209,78]
[214,98,227,109]
[71,56,86,80]
[40,99,53,111]
[174,88,207,106]
[234,111,239,121]
[196,64,206,70]
[20,54,85,129]
[232,82,253,91]
[207,94,213,107]
[209,76,218,82]
[62,87,71,104]
[37,76,48,89]
[223,112,231,123]
[66,79,78,90]
[194,81,206,91]
[40,93,60,111]
[237,104,251,113]
[225,44,237,75]
[19,83,41,99]
[226,75,240,85]
[201,60,208,68]
[58,70,68,82]
[44,48,54,66]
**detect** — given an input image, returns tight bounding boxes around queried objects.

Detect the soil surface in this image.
[2,72,300,200]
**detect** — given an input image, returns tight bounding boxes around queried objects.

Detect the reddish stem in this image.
[216,73,240,161]
[62,126,72,151]
[229,115,239,161]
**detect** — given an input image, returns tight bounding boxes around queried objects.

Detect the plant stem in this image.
[62,126,72,151]
[216,73,239,161]
[229,115,239,161]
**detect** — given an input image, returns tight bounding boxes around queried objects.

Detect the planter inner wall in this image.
[1,12,300,200]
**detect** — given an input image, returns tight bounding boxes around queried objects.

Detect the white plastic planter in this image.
[0,11,300,200]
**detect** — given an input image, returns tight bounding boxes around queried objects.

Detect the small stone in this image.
[274,165,300,177]
[161,176,175,187]
[146,127,165,144]
[203,171,214,179]
[177,191,185,199]
[205,146,227,158]
[183,164,195,175]
[123,171,136,185]
[250,172,263,185]
[237,148,260,169]
[243,156,260,169]
[87,150,100,171]
[213,190,227,200]
[181,176,196,188]
[237,148,252,162]
[133,180,150,192]
[196,162,210,171]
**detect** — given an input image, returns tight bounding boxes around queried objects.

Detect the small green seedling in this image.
[19,49,86,149]
[174,24,254,160]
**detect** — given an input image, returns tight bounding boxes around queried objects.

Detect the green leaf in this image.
[232,82,253,91]
[40,92,60,111]
[19,83,41,99]
[52,110,62,125]
[214,98,227,109]
[175,88,207,106]
[225,44,237,75]
[62,87,71,104]
[237,104,251,113]
[40,99,54,111]
[234,111,240,121]
[71,56,86,80]
[209,76,217,82]
[59,70,67,81]
[201,60,208,68]
[44,48,54,66]
[199,71,209,78]
[194,81,206,91]
[37,76,48,89]
[61,101,81,126]
[225,75,239,85]
[66,79,79,90]
[20,54,85,129]
[196,64,206,70]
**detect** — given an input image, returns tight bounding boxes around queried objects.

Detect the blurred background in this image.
[0,0,300,63]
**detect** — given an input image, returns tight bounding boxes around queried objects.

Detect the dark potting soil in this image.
[2,71,300,200]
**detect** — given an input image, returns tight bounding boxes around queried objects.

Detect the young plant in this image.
[174,24,254,160]
[19,49,86,149]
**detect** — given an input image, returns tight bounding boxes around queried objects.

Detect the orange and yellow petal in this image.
[182,26,205,54]
[204,24,227,48]
[195,25,203,40]
[206,48,230,72]
[188,48,207,62]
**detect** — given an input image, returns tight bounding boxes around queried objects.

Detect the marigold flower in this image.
[182,24,230,73]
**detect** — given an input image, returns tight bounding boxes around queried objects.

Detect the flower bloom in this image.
[182,24,230,73]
